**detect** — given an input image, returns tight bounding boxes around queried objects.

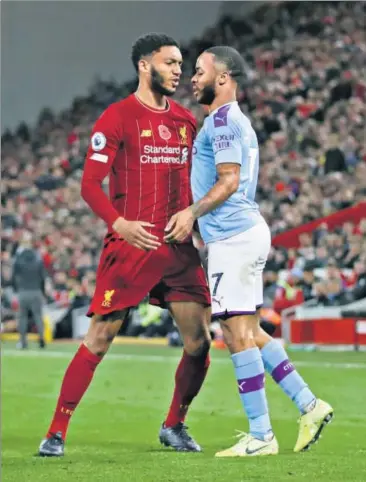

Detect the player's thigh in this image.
[153,243,210,310]
[207,235,257,318]
[208,224,270,319]
[169,301,211,342]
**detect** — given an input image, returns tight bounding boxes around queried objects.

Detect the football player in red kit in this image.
[38,33,211,457]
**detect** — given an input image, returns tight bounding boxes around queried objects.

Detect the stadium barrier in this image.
[282,299,366,351]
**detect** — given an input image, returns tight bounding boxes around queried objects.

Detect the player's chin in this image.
[161,82,177,95]
[193,91,203,103]
[164,86,177,96]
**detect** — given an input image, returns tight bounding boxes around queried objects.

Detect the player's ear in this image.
[218,72,229,86]
[138,58,150,75]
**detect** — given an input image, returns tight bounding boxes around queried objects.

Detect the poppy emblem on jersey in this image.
[91,132,106,151]
[141,130,152,138]
[158,124,171,141]
[102,289,115,308]
[179,125,188,145]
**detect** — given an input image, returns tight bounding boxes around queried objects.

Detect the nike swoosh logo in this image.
[245,445,266,455]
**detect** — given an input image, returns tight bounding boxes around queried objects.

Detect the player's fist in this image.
[112,217,161,251]
[164,208,195,243]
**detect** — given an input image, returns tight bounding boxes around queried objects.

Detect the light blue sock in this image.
[261,340,316,414]
[232,347,272,441]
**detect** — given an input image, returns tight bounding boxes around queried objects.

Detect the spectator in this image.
[273,268,305,314]
[11,233,47,348]
[323,135,347,174]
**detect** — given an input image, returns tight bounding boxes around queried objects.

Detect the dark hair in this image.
[131,33,180,72]
[205,46,246,81]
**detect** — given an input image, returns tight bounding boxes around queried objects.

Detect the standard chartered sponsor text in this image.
[140,145,188,164]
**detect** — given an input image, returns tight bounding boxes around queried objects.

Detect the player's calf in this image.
[38,311,127,457]
[219,315,275,446]
[163,337,211,430]
[255,325,334,452]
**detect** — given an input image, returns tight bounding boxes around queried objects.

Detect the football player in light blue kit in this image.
[165,46,333,457]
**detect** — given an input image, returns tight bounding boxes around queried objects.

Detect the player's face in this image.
[149,46,183,96]
[191,53,217,105]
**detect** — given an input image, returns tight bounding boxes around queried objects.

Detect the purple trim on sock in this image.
[212,310,256,320]
[237,373,265,394]
[271,360,295,383]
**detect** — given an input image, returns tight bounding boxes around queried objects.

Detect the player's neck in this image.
[208,94,236,114]
[135,86,168,111]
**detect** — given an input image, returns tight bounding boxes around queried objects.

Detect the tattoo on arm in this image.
[191,163,240,219]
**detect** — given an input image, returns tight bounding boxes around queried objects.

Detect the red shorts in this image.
[87,234,210,316]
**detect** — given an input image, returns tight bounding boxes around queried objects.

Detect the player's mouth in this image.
[171,78,180,88]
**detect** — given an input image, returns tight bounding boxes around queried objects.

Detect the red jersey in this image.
[81,94,196,239]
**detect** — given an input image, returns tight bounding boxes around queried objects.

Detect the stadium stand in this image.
[2,1,365,336]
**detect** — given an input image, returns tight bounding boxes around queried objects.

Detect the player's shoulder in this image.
[212,102,250,134]
[101,94,136,116]
[169,99,197,129]
[107,95,136,115]
[94,95,136,131]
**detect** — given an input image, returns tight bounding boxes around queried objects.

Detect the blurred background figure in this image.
[12,232,47,348]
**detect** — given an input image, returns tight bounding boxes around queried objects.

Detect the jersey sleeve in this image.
[210,109,243,166]
[81,103,123,227]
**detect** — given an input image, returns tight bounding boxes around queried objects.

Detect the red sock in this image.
[46,344,102,440]
[165,351,210,427]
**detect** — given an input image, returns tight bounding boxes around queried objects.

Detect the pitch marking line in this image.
[2,349,366,369]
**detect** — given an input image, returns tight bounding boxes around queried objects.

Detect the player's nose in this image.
[174,66,182,76]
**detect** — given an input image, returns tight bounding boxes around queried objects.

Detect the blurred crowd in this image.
[2,1,366,331]
[264,219,366,313]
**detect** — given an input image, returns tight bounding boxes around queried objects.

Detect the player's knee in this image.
[183,334,211,357]
[85,331,112,356]
[220,320,255,351]
[85,315,122,356]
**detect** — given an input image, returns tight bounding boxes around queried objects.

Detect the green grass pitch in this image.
[2,342,366,481]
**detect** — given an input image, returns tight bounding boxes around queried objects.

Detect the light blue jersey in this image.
[191,101,263,244]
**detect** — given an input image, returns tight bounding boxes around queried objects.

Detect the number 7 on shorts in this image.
[211,272,223,296]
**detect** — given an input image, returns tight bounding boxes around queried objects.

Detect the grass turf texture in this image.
[2,342,366,482]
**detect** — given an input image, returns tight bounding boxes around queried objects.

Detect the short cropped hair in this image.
[205,46,246,81]
[131,33,180,72]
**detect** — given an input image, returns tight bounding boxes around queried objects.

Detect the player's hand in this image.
[112,217,161,251]
[164,208,195,243]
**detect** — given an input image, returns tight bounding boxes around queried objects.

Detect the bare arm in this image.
[164,163,240,242]
[190,162,240,219]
